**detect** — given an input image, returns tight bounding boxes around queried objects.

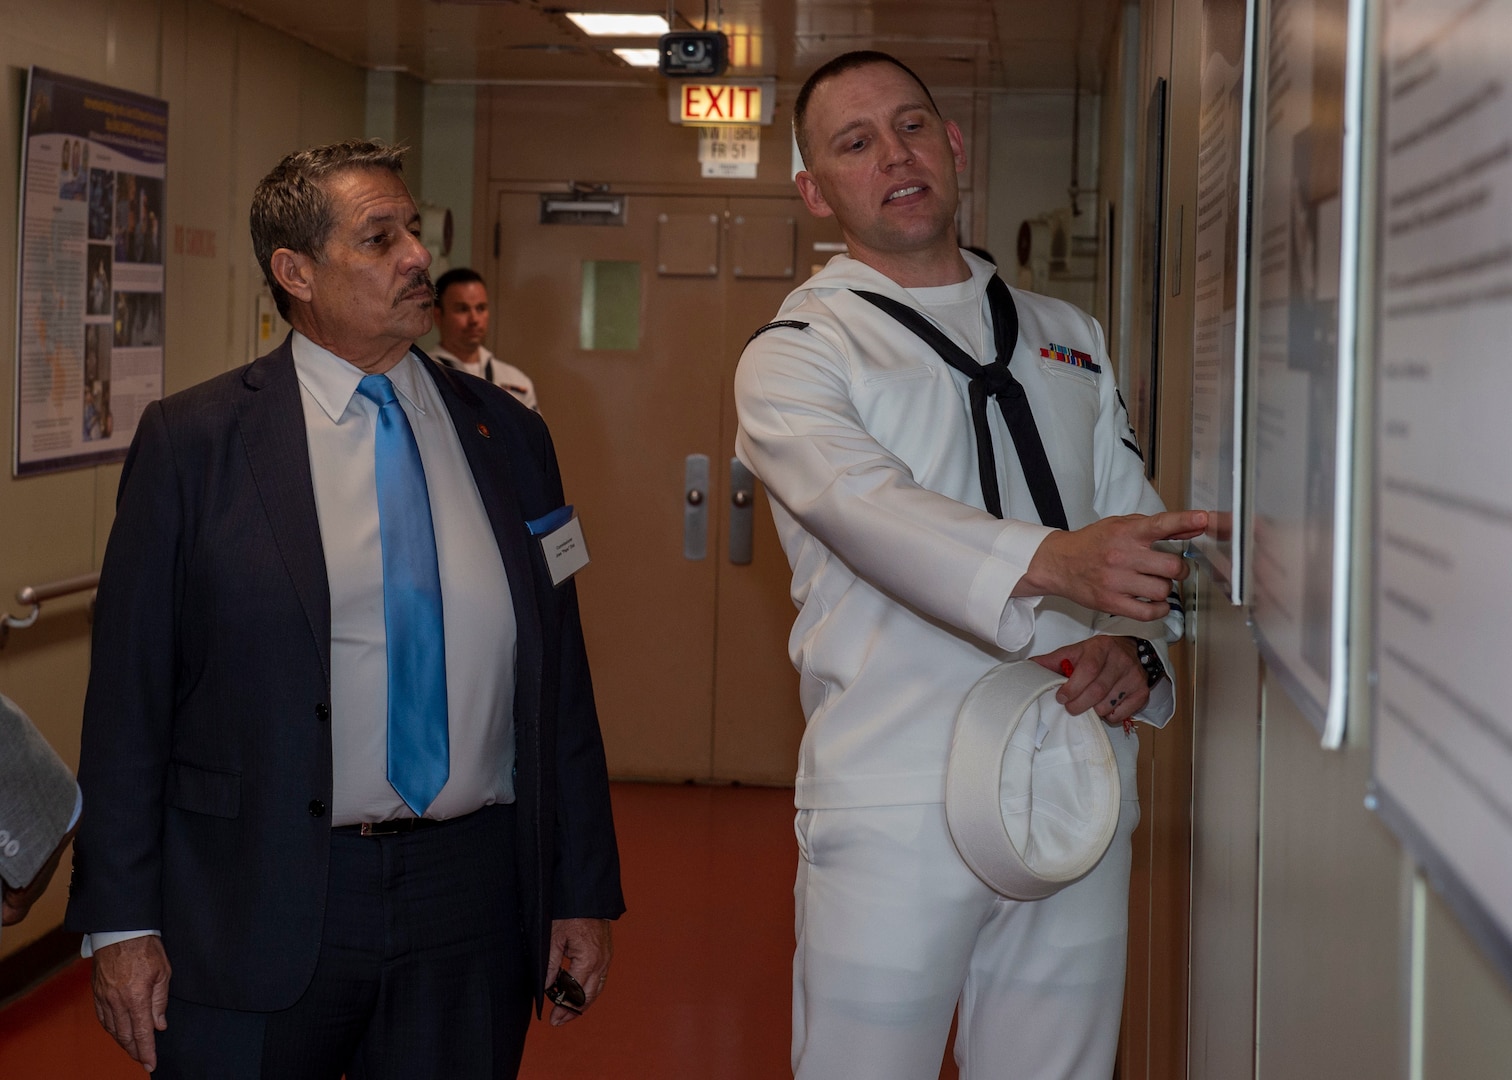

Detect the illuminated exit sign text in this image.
[668,79,775,125]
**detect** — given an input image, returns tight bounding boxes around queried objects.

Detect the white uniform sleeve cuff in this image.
[1136,676,1175,728]
[981,521,1055,651]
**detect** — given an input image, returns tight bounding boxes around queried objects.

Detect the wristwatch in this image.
[1125,637,1166,688]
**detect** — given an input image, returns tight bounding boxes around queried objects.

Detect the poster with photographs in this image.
[1248,0,1360,745]
[1372,0,1512,987]
[13,67,166,476]
[1188,0,1255,600]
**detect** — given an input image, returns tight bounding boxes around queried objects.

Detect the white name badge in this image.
[540,515,590,586]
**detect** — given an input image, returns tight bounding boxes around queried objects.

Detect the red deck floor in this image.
[2,782,962,1078]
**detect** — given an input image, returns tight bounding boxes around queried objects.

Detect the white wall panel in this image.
[1254,672,1404,1078]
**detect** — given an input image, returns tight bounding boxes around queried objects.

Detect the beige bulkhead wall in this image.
[986,90,1102,318]
[418,83,475,275]
[0,0,367,964]
[467,80,990,224]
[1101,0,1512,1077]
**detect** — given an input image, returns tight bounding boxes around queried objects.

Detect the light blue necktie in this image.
[356,373,450,815]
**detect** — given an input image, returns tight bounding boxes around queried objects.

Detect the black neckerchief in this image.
[851,275,1069,529]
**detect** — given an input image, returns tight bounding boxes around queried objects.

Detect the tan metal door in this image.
[491,190,840,783]
[709,199,841,783]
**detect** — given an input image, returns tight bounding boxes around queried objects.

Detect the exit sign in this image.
[668,79,775,125]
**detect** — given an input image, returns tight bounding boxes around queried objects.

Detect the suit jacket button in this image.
[308,799,326,818]
[314,703,330,722]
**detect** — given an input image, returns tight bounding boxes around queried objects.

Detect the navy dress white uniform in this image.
[734,249,1181,1080]
[434,344,539,412]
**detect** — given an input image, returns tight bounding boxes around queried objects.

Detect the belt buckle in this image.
[354,815,450,836]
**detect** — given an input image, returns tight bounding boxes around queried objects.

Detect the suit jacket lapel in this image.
[236,340,333,682]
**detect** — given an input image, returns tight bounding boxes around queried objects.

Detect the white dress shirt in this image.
[84,335,522,955]
[293,333,517,825]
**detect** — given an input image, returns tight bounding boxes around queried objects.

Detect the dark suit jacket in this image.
[65,337,624,1012]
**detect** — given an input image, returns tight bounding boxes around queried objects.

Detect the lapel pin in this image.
[477,422,491,438]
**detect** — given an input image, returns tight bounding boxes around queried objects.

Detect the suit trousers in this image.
[155,803,533,1080]
[791,746,1139,1080]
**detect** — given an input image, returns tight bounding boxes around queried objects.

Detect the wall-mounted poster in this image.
[13,67,166,477]
[1248,0,1362,746]
[1189,0,1257,601]
[1372,0,1512,988]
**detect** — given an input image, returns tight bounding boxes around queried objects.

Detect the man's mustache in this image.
[395,272,435,307]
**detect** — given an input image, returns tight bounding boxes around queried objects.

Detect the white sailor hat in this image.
[945,661,1120,901]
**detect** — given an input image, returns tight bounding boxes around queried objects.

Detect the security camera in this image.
[658,31,728,77]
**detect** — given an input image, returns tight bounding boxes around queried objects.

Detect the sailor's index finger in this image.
[1137,509,1209,544]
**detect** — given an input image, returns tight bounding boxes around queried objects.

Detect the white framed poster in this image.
[14,67,167,477]
[1371,0,1512,989]
[1248,0,1365,746]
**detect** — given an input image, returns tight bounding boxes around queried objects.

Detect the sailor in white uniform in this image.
[734,50,1208,1080]
[432,267,540,412]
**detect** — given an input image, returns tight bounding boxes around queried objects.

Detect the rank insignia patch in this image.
[1040,343,1101,373]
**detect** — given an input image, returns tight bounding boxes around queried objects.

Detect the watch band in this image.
[1127,637,1166,688]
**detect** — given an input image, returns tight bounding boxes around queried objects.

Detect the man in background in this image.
[433,267,539,411]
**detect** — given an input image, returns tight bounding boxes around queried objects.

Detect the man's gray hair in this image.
[250,140,407,320]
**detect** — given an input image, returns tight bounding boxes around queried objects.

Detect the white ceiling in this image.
[209,0,1122,91]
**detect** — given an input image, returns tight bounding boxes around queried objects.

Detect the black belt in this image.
[334,816,448,837]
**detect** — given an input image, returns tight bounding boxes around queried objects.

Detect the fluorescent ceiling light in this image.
[565,12,670,36]
[613,47,661,67]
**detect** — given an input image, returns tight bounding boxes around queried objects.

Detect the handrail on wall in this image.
[0,572,101,648]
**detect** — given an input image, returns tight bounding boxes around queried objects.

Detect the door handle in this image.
[684,453,710,560]
[729,458,755,565]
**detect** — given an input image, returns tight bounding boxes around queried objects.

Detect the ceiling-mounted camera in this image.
[658,31,728,77]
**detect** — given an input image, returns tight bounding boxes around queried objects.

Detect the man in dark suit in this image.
[66,140,624,1079]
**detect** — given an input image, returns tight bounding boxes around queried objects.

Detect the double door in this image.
[489,189,843,783]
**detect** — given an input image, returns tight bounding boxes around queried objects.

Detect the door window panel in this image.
[579,259,640,350]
